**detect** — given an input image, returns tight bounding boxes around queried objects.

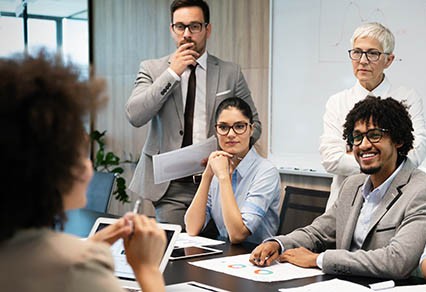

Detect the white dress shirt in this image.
[168,52,208,144]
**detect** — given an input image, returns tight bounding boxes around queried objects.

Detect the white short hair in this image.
[350,22,395,53]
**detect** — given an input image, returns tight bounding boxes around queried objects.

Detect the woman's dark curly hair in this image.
[343,96,414,161]
[0,51,103,241]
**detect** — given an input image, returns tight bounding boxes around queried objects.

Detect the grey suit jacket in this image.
[126,53,261,201]
[276,159,426,279]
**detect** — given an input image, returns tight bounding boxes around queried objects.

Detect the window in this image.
[0,0,88,76]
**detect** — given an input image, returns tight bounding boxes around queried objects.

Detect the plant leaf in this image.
[111,167,124,174]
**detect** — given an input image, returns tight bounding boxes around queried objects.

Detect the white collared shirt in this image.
[168,51,208,144]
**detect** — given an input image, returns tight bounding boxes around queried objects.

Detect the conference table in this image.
[65,209,426,291]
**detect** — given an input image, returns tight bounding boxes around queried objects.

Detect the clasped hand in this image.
[205,150,234,179]
[89,213,167,272]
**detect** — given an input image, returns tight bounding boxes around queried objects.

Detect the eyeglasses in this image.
[215,122,251,136]
[348,49,389,62]
[171,22,207,34]
[349,128,389,146]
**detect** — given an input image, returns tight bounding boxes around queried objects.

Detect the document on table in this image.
[189,254,324,283]
[174,233,225,248]
[385,285,426,291]
[153,136,217,184]
[278,278,371,291]
[165,281,230,292]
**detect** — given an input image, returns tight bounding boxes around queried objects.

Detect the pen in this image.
[132,198,141,214]
[129,198,142,237]
[254,255,270,264]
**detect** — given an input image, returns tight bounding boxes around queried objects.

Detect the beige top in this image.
[0,228,125,292]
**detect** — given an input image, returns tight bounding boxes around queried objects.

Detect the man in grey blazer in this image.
[125,0,261,228]
[251,96,426,279]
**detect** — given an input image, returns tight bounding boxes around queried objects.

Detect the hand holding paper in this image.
[153,136,217,184]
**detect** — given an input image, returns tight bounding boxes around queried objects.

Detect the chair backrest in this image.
[84,171,116,213]
[277,186,329,235]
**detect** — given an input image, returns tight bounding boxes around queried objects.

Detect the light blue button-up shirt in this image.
[205,148,281,244]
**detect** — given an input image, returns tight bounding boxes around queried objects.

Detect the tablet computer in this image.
[89,217,181,289]
[169,246,222,260]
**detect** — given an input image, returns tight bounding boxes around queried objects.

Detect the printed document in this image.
[153,136,217,184]
[190,254,324,283]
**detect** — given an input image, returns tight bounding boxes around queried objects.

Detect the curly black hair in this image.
[343,96,414,161]
[0,51,103,241]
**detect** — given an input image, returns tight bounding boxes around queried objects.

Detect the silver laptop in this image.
[89,217,181,290]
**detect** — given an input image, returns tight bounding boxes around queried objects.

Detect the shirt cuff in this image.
[316,252,324,269]
[419,246,426,265]
[167,67,180,81]
[263,237,285,254]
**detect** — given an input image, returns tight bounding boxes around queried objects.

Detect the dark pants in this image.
[154,181,198,230]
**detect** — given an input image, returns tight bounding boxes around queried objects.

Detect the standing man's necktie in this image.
[182,64,197,147]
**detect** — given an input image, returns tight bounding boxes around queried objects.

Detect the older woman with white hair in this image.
[319,22,426,209]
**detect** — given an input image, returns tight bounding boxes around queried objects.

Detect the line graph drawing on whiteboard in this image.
[318,0,426,63]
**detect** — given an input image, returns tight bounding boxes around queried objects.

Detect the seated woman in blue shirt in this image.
[185,97,281,244]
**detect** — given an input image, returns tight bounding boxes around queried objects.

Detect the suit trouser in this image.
[153,181,198,230]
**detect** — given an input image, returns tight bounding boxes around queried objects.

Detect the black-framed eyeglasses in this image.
[171,22,207,34]
[348,49,389,62]
[215,122,251,136]
[349,128,389,146]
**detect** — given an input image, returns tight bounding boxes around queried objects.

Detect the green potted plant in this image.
[90,130,131,204]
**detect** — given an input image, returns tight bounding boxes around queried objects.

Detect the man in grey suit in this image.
[251,96,426,279]
[125,0,261,228]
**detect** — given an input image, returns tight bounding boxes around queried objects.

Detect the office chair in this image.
[277,186,329,235]
[84,171,116,213]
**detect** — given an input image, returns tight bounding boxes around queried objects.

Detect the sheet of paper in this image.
[165,281,230,292]
[174,233,225,248]
[153,136,217,184]
[278,278,372,291]
[386,284,426,291]
[189,254,324,283]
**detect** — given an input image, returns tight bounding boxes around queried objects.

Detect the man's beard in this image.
[360,165,381,174]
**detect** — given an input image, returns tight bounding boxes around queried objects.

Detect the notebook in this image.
[89,217,181,290]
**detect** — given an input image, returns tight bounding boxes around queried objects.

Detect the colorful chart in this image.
[227,264,246,269]
[254,269,273,275]
[190,253,324,282]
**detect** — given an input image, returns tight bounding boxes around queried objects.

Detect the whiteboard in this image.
[269,0,426,176]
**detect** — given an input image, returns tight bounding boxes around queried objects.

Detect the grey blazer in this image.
[125,53,261,201]
[276,159,426,279]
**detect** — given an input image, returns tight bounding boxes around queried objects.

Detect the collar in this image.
[196,51,208,70]
[233,147,258,178]
[354,74,391,98]
[361,159,405,200]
